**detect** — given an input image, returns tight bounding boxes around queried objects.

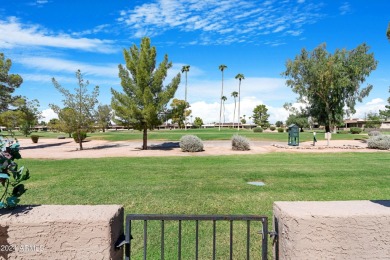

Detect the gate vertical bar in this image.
[262,218,268,260]
[195,220,199,260]
[125,218,131,260]
[213,220,216,260]
[230,220,233,260]
[178,220,182,260]
[246,220,250,260]
[161,220,165,260]
[143,220,147,260]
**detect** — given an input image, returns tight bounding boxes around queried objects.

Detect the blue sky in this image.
[1,0,389,124]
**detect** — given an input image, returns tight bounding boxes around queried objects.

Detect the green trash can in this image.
[288,124,299,146]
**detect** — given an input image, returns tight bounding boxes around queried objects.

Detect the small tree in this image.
[96,104,112,132]
[111,37,180,150]
[170,99,191,129]
[252,104,270,128]
[365,112,381,128]
[275,121,284,127]
[50,70,99,150]
[193,117,204,128]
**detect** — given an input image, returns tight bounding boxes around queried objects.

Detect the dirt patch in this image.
[15,138,386,160]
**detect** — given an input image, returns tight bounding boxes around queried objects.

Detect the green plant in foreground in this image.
[0,137,30,209]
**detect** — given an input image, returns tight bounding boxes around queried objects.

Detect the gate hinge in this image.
[115,234,133,250]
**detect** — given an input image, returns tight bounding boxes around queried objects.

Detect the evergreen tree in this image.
[111,37,180,150]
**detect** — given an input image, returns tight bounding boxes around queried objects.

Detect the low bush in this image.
[72,132,87,143]
[368,130,382,137]
[231,135,250,151]
[30,135,39,143]
[350,127,362,134]
[270,126,276,131]
[337,130,350,134]
[277,128,284,133]
[179,135,204,152]
[253,127,263,133]
[367,135,390,150]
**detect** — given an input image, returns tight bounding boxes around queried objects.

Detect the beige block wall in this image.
[0,205,123,260]
[273,200,390,260]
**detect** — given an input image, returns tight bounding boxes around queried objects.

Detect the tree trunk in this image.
[142,126,148,150]
[78,130,83,150]
[325,125,330,133]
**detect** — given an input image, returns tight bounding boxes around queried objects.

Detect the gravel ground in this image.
[13,138,385,160]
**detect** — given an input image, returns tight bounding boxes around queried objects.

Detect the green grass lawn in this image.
[19,152,390,258]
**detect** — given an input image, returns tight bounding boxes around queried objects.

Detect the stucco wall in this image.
[273,200,390,260]
[0,205,123,260]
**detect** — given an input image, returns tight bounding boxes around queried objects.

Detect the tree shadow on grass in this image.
[21,141,72,150]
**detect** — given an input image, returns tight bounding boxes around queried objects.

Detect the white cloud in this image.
[350,98,386,119]
[0,17,117,53]
[190,96,289,124]
[339,2,351,15]
[41,108,58,122]
[17,56,118,77]
[119,0,324,45]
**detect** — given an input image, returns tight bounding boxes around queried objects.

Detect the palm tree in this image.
[218,65,227,131]
[231,91,238,128]
[181,65,190,130]
[235,73,245,131]
[221,96,227,124]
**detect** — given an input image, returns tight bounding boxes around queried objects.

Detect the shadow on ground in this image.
[145,142,180,151]
[21,141,72,150]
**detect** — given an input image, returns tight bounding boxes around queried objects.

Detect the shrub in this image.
[277,128,284,133]
[367,135,390,150]
[30,135,39,143]
[270,126,276,131]
[350,127,362,134]
[253,127,263,133]
[72,132,87,143]
[231,135,250,151]
[337,130,350,134]
[0,137,30,209]
[368,130,382,137]
[180,135,203,152]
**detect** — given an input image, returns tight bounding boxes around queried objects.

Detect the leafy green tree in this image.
[0,110,23,132]
[231,91,238,128]
[0,53,23,113]
[365,112,381,128]
[181,65,190,130]
[96,104,112,132]
[48,118,60,132]
[235,73,244,130]
[286,114,309,131]
[170,99,191,129]
[282,43,378,132]
[15,98,41,136]
[218,65,227,131]
[252,104,270,128]
[50,70,99,150]
[193,117,203,128]
[275,120,284,127]
[111,37,180,150]
[379,87,390,120]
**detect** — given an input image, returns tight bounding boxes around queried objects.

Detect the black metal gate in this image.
[122,214,269,260]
